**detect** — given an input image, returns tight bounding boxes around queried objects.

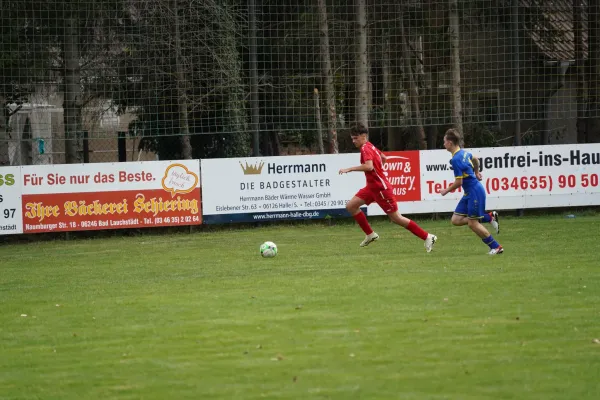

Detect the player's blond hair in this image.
[444,128,462,146]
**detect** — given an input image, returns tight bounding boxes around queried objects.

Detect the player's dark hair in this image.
[349,123,369,137]
[444,128,462,146]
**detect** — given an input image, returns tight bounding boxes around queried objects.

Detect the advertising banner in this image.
[19,161,201,233]
[201,144,600,222]
[2,143,599,233]
[200,154,367,224]
[0,167,23,235]
[367,143,600,215]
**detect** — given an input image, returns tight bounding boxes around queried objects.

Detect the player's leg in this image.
[451,214,469,226]
[467,189,503,254]
[451,196,470,226]
[466,218,493,239]
[346,194,371,234]
[479,211,499,234]
[379,189,437,252]
[389,212,438,252]
[490,211,500,234]
[347,189,378,247]
[466,219,502,254]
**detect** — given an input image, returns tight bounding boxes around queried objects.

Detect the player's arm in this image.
[339,159,374,174]
[472,156,482,180]
[441,177,462,196]
[380,152,387,165]
[441,158,462,196]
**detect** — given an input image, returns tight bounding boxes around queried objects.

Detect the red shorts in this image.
[355,186,398,214]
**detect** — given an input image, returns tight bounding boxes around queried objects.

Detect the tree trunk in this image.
[426,125,438,149]
[400,9,427,149]
[220,0,250,157]
[383,35,394,150]
[588,0,600,142]
[249,0,261,156]
[270,131,280,156]
[355,0,369,127]
[417,33,438,149]
[427,66,441,149]
[343,50,356,128]
[390,73,405,150]
[0,99,9,165]
[317,0,338,153]
[313,88,325,154]
[415,35,425,85]
[512,0,522,146]
[574,0,587,143]
[63,16,83,164]
[448,0,464,135]
[260,134,272,156]
[172,0,192,159]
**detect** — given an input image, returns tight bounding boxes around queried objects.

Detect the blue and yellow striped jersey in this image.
[450,148,479,192]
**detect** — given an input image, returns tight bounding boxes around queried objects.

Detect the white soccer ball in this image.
[260,241,278,258]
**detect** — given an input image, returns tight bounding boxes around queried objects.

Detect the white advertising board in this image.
[201,144,600,222]
[200,154,366,223]
[367,143,600,215]
[0,167,23,235]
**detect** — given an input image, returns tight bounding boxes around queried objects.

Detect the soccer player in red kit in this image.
[339,123,437,252]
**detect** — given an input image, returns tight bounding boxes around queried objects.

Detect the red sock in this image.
[353,212,373,235]
[406,220,428,240]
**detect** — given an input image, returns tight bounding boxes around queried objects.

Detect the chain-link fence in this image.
[1,0,599,166]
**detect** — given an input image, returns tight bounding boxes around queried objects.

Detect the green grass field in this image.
[1,213,599,399]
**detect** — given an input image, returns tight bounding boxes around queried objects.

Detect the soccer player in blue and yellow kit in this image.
[440,129,503,255]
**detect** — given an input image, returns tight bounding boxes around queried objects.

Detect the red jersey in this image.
[360,141,390,190]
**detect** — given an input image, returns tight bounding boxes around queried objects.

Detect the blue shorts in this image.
[454,184,486,220]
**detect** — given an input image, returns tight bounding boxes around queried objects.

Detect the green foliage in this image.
[132,122,251,160]
[115,0,251,158]
[193,132,251,159]
[0,2,54,100]
[2,0,587,154]
[462,122,502,147]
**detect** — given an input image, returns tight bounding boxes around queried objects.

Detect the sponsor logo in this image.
[240,161,265,175]
[161,163,199,197]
